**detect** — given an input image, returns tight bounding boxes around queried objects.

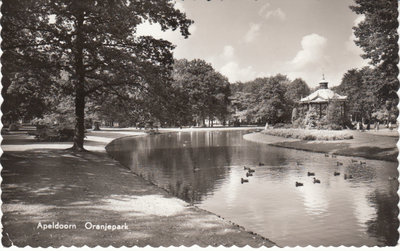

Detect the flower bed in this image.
[262,128,353,141]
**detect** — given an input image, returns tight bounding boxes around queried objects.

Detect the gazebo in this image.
[298,77,347,119]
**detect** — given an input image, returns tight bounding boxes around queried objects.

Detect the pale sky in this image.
[136,0,369,88]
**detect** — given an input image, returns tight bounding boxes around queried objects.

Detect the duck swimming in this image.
[241,178,249,184]
[295,182,303,187]
[313,177,321,184]
[307,172,315,176]
[334,171,340,176]
[258,162,265,166]
[246,172,253,177]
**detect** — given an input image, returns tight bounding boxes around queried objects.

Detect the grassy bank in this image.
[244,129,398,162]
[2,128,275,247]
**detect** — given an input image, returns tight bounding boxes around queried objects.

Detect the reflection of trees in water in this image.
[344,163,376,182]
[150,146,231,203]
[366,187,399,246]
[107,133,232,203]
[238,144,297,180]
[107,132,297,202]
[107,132,399,245]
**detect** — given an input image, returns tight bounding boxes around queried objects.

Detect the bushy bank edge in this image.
[262,128,354,141]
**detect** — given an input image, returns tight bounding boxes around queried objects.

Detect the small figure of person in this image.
[356,121,360,131]
[389,122,392,130]
[377,121,380,131]
[265,122,269,130]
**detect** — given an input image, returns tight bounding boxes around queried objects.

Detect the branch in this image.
[2,42,59,51]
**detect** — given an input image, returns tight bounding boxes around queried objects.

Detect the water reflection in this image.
[107,131,234,203]
[106,130,398,246]
[366,188,399,246]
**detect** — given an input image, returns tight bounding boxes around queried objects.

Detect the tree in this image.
[2,0,193,150]
[336,67,378,123]
[284,78,310,105]
[284,78,310,123]
[172,59,231,127]
[230,75,295,125]
[350,0,399,103]
[256,75,290,124]
[230,89,256,124]
[335,68,364,121]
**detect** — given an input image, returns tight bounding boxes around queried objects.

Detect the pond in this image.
[105,130,398,246]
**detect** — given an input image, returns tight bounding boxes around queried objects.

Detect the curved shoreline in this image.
[243,131,398,162]
[104,128,277,246]
[2,127,276,247]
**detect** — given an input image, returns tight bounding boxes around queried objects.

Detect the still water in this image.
[106,130,398,246]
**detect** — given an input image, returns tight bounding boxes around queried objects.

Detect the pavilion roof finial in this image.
[322,73,325,80]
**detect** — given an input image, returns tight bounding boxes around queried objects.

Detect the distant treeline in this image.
[4,57,398,129]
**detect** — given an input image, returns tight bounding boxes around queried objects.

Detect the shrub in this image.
[302,134,316,140]
[35,125,75,142]
[262,128,353,141]
[291,107,299,123]
[8,123,19,131]
[57,128,75,141]
[273,123,292,129]
[292,117,304,128]
[325,101,350,129]
[303,107,319,129]
[328,124,342,130]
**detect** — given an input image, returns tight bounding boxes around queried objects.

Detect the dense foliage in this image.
[171,59,231,127]
[335,0,399,125]
[330,0,399,126]
[3,0,397,139]
[230,75,310,125]
[2,0,193,150]
[351,0,399,100]
[335,67,397,125]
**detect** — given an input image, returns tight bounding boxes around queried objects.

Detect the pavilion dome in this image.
[300,79,347,103]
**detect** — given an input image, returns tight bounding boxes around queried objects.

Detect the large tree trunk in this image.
[72,86,85,151]
[71,11,86,151]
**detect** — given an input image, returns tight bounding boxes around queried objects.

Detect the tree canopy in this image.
[284,78,310,110]
[2,0,193,150]
[230,75,305,125]
[333,0,399,125]
[335,67,397,124]
[350,0,399,103]
[171,59,231,127]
